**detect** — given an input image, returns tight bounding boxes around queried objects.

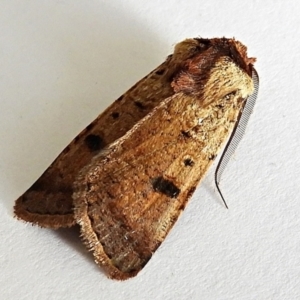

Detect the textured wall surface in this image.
[1,1,299,299]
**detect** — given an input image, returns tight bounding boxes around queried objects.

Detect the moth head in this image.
[171,38,255,104]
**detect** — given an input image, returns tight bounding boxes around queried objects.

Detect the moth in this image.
[15,38,259,280]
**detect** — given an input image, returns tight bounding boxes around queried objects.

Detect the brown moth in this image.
[14,39,202,228]
[14,37,258,280]
[73,39,257,280]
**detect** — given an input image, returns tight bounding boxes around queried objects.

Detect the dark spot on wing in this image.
[111,112,119,119]
[84,134,104,151]
[181,130,191,138]
[152,176,180,198]
[134,101,146,110]
[184,158,194,166]
[155,69,165,75]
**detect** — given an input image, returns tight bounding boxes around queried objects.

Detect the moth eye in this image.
[84,134,105,151]
[184,158,194,166]
[111,112,120,119]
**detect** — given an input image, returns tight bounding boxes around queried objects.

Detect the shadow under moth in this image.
[14,37,259,280]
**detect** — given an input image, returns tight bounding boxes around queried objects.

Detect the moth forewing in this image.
[14,38,205,228]
[73,42,255,280]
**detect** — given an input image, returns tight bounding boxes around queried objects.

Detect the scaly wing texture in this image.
[73,41,255,279]
[14,39,208,228]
